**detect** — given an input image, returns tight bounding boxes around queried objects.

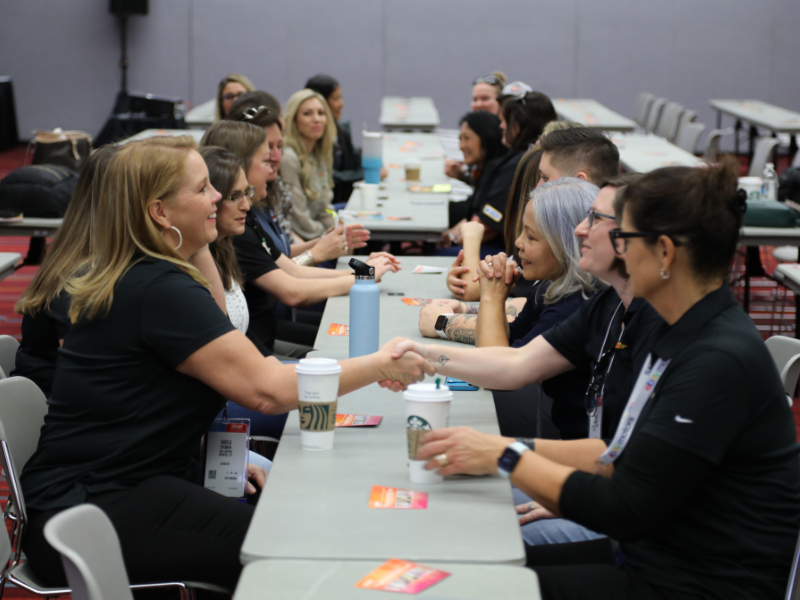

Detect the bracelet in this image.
[515,437,536,452]
[293,250,316,266]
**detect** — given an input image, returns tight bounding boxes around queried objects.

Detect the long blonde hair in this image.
[282,89,335,200]
[15,145,118,316]
[67,136,208,322]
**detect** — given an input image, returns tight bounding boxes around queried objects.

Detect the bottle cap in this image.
[349,258,375,278]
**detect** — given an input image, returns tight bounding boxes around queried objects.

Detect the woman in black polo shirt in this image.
[19,136,432,591]
[395,157,800,599]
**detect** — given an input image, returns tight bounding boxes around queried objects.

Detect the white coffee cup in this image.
[404,383,453,484]
[295,358,342,451]
[739,176,763,202]
[359,183,380,210]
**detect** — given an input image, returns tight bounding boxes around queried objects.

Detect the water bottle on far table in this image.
[762,162,777,201]
[348,258,380,358]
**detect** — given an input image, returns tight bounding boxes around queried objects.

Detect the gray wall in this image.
[2,0,799,149]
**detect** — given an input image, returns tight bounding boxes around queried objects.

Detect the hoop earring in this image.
[660,268,670,280]
[164,225,182,250]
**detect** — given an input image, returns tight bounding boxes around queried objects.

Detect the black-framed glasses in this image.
[500,81,533,103]
[221,91,245,102]
[587,208,616,228]
[608,228,685,256]
[240,106,274,121]
[585,347,616,416]
[223,185,255,203]
[473,75,501,86]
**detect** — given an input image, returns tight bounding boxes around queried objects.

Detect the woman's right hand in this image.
[516,501,555,525]
[311,225,349,262]
[367,255,400,282]
[376,337,435,387]
[446,250,472,297]
[444,159,464,179]
[475,253,520,300]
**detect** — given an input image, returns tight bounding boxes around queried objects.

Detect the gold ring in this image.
[434,453,449,467]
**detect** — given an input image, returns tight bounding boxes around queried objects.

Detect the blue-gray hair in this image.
[528,178,607,303]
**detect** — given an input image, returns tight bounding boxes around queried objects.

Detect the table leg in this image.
[735,119,741,156]
[749,125,758,164]
[790,135,798,168]
[772,131,780,167]
[21,237,47,267]
[716,110,721,130]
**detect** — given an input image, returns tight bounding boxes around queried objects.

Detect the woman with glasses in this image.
[389,158,800,599]
[471,72,506,115]
[202,121,399,357]
[215,73,255,120]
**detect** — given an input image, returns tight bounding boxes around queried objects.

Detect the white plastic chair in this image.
[749,137,781,177]
[676,123,705,155]
[764,335,800,404]
[645,98,667,134]
[633,92,655,128]
[674,109,697,144]
[704,128,730,163]
[0,336,19,379]
[0,377,229,600]
[656,102,684,141]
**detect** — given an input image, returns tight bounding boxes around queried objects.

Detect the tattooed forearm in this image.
[445,314,477,345]
[506,304,518,317]
[437,355,450,366]
[462,302,480,314]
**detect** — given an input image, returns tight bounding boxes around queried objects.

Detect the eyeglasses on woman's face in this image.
[587,208,616,228]
[608,228,684,256]
[221,91,245,102]
[222,185,255,204]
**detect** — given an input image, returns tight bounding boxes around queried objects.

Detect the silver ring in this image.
[527,502,535,512]
[487,261,493,267]
[434,453,449,467]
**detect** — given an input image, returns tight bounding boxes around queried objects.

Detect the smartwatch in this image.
[434,313,454,340]
[497,441,529,479]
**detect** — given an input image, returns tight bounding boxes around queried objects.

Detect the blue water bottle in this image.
[349,258,380,357]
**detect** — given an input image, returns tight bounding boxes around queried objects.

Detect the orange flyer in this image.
[336,414,382,427]
[355,558,449,593]
[327,323,349,336]
[400,298,431,306]
[369,485,428,509]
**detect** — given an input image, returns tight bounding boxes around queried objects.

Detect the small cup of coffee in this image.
[295,358,342,451]
[404,159,422,183]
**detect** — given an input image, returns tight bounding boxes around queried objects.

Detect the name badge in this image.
[204,418,250,497]
[482,204,503,222]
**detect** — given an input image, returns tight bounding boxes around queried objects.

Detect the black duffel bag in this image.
[0,164,78,218]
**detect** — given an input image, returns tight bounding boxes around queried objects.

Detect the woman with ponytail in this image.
[391,156,800,599]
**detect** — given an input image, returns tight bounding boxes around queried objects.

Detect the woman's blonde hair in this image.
[215,73,255,121]
[67,136,208,322]
[15,145,118,316]
[282,89,336,200]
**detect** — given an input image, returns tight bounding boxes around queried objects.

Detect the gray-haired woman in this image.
[421,178,605,439]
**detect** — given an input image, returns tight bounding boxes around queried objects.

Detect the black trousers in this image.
[527,540,702,600]
[24,475,253,591]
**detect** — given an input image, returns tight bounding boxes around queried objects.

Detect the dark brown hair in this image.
[539,128,620,185]
[198,146,246,292]
[615,156,740,281]
[601,173,643,278]
[228,91,282,120]
[501,92,557,152]
[504,148,543,256]
[200,121,267,186]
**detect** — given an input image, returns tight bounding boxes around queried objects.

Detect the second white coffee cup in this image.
[404,383,453,484]
[359,183,380,210]
[295,358,342,451]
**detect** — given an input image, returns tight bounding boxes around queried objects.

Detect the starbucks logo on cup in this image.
[299,400,337,432]
[406,415,432,459]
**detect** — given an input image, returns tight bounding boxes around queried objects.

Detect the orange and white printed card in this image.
[355,558,449,593]
[327,323,349,336]
[400,298,431,306]
[369,485,428,510]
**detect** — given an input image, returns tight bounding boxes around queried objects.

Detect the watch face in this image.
[498,446,521,474]
[435,314,448,331]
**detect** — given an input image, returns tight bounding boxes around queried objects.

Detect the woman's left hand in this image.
[416,427,511,477]
[368,251,402,268]
[516,500,555,525]
[474,253,520,300]
[246,463,268,495]
[346,223,370,250]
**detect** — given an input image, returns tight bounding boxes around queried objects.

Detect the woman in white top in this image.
[281,89,337,241]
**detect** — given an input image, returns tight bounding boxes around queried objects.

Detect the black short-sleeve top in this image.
[12,291,72,397]
[232,213,282,351]
[542,287,664,438]
[508,281,593,439]
[20,259,236,512]
[564,283,800,598]
[468,149,525,242]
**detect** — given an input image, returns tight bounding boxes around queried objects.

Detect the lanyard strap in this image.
[588,302,624,438]
[598,353,670,465]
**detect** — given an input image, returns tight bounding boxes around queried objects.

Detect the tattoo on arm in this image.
[506,305,518,317]
[445,314,477,345]
[437,355,450,366]
[463,302,480,314]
